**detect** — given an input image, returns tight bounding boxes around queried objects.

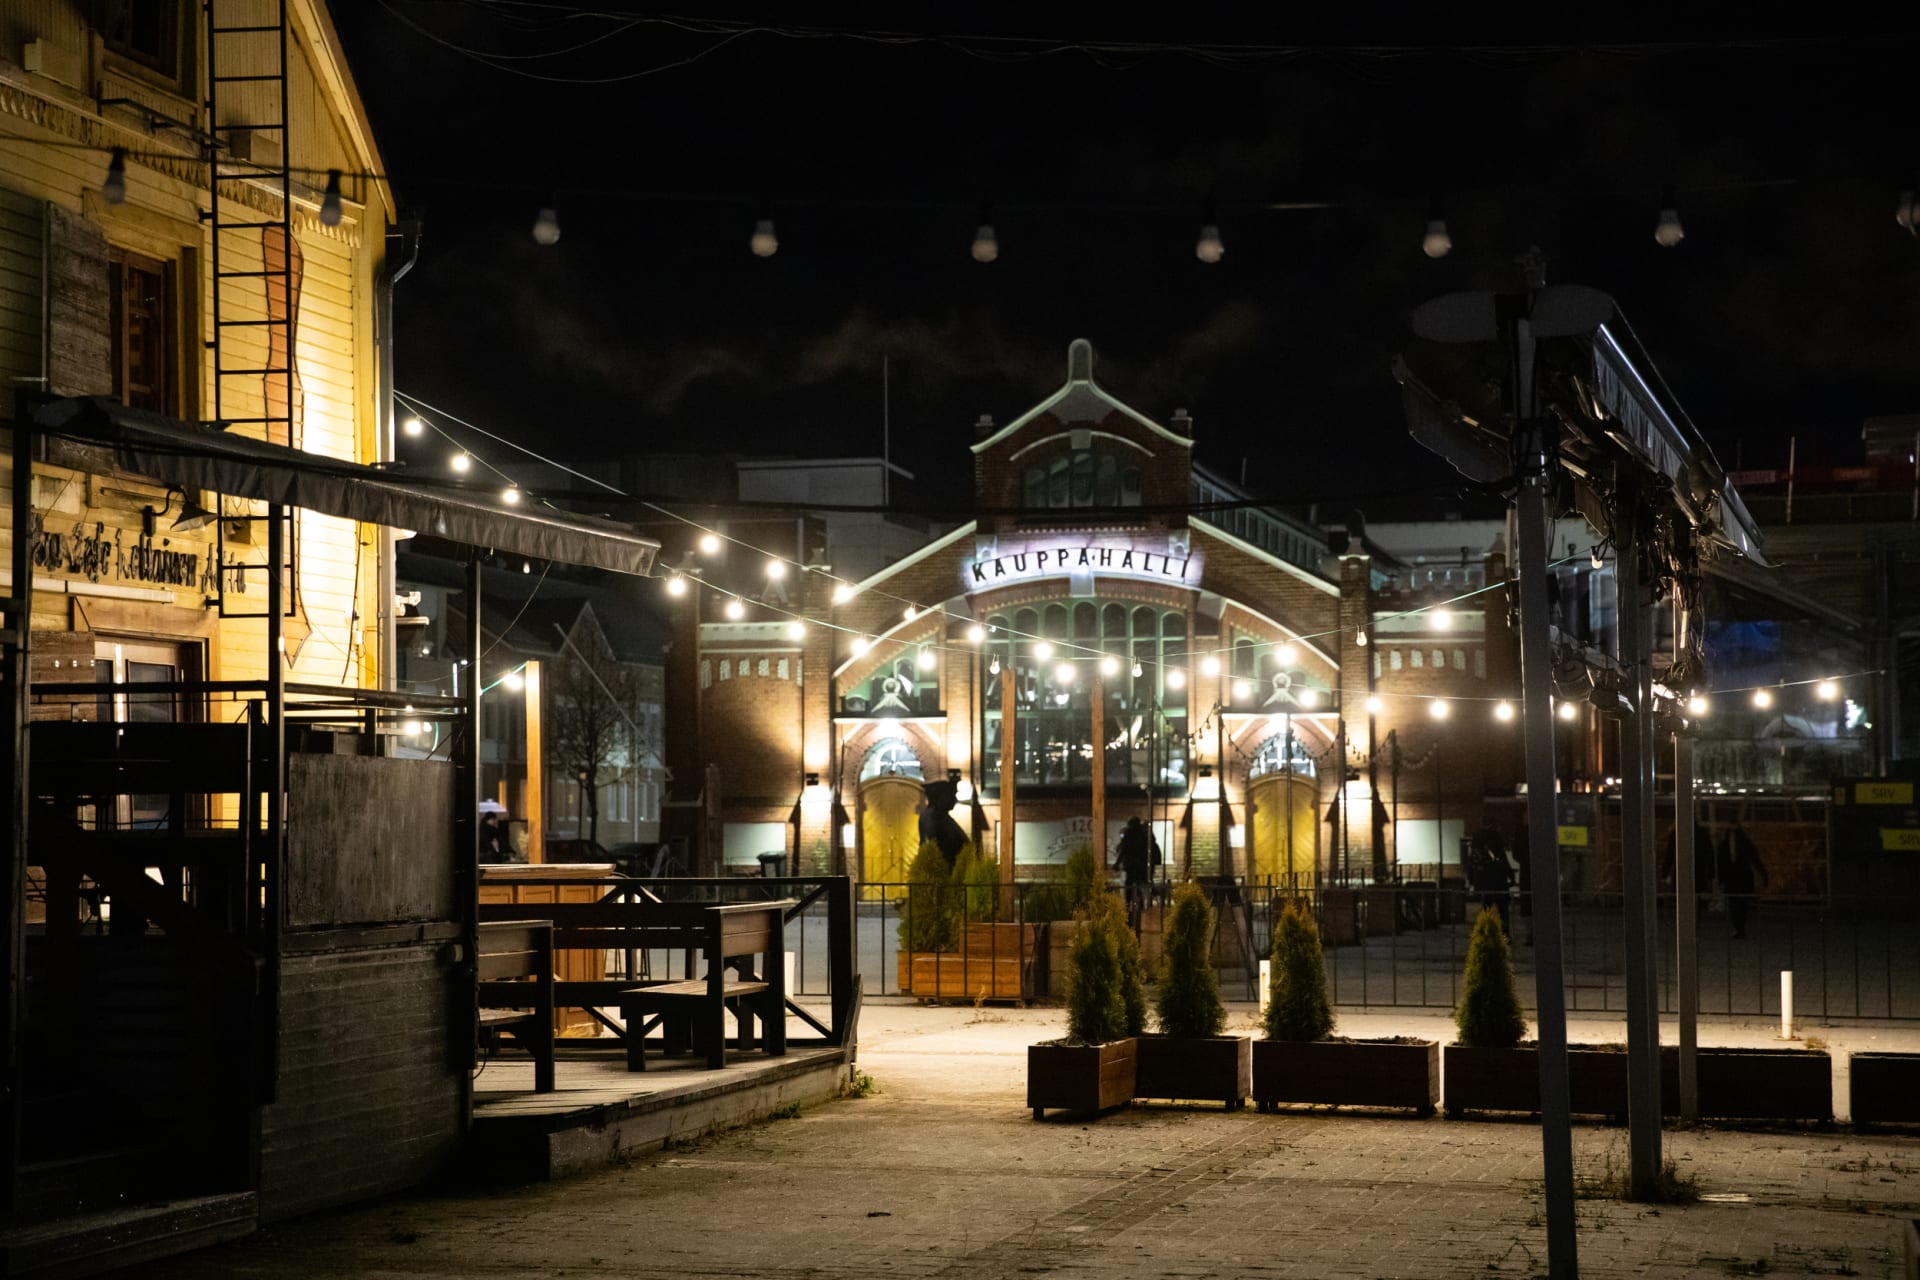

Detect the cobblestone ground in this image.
[135,1004,1920,1279]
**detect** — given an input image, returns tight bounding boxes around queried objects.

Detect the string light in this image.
[1591,545,1605,570]
[1054,661,1076,686]
[1131,662,1144,678]
[852,636,871,656]
[500,486,522,505]
[971,222,998,263]
[450,452,471,473]
[765,560,787,580]
[786,620,807,640]
[1032,640,1054,661]
[1166,669,1187,690]
[1654,185,1685,248]
[1298,688,1320,708]
[1429,698,1450,720]
[700,532,722,554]
[532,207,561,245]
[1201,655,1222,677]
[1687,694,1709,717]
[902,605,917,622]
[1431,607,1453,630]
[1421,213,1452,259]
[665,575,688,597]
[724,598,745,620]
[833,584,855,603]
[102,148,127,205]
[750,216,779,258]
[1900,190,1918,235]
[320,170,342,227]
[1365,694,1383,714]
[1814,679,1838,701]
[1494,700,1515,722]
[1275,643,1298,668]
[1356,629,1368,646]
[917,648,937,671]
[402,415,424,437]
[1100,655,1120,677]
[502,670,524,691]
[1195,222,1224,264]
[966,624,986,645]
[1558,700,1578,721]
[1752,688,1774,709]
[1233,678,1252,700]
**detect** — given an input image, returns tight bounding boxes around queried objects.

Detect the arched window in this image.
[860,737,924,782]
[1026,448,1147,510]
[1249,731,1317,780]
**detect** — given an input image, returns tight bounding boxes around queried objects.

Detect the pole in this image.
[1285,715,1296,881]
[524,659,544,862]
[4,398,36,1210]
[1091,671,1106,868]
[1616,488,1664,1198]
[1000,650,1017,915]
[1516,409,1577,1270]
[1675,730,1699,1122]
[1217,703,1229,878]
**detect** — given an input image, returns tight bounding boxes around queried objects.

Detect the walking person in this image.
[1470,820,1515,936]
[1114,817,1153,934]
[1719,823,1769,939]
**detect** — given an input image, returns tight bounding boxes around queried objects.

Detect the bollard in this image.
[1258,959,1271,1015]
[1780,970,1794,1040]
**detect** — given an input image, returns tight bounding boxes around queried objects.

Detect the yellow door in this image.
[860,776,924,901]
[1249,774,1319,886]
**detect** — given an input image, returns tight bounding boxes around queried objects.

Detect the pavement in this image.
[130,1003,1920,1279]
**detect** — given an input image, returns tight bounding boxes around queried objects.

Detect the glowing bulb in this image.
[917,649,936,671]
[833,584,855,604]
[1752,688,1773,710]
[1814,679,1838,701]
[724,598,745,620]
[402,415,424,437]
[1421,217,1451,259]
[102,148,128,205]
[1558,700,1578,722]
[1591,545,1605,570]
[971,223,998,263]
[1100,655,1119,677]
[750,217,779,257]
[1494,701,1515,722]
[403,719,423,736]
[320,170,343,227]
[1298,688,1320,708]
[765,560,787,580]
[989,655,1001,674]
[1201,655,1222,678]
[665,576,688,597]
[1166,669,1187,690]
[500,486,522,505]
[1430,699,1451,720]
[699,533,721,554]
[1275,643,1298,668]
[1195,223,1224,263]
[1687,694,1709,717]
[532,207,561,245]
[503,670,524,691]
[1431,608,1453,630]
[1032,641,1054,661]
[966,624,986,645]
[903,605,917,622]
[1233,678,1252,700]
[1131,662,1144,678]
[1356,629,1368,646]
[852,637,870,656]
[450,452,471,473]
[1654,187,1684,248]
[1054,662,1076,686]
[786,621,806,640]
[1366,695,1383,715]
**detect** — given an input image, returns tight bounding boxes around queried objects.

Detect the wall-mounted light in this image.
[102,148,128,204]
[319,170,343,227]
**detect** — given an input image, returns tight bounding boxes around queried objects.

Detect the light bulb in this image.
[1558,700,1578,722]
[765,560,787,580]
[1054,662,1076,686]
[852,637,871,656]
[503,670,524,691]
[665,576,688,598]
[501,486,522,505]
[1365,695,1383,714]
[532,207,561,245]
[989,655,1001,674]
[833,584,855,604]
[902,605,917,622]
[1356,629,1368,646]
[1814,679,1838,701]
[786,620,806,640]
[450,452,471,473]
[1166,669,1187,690]
[724,598,745,620]
[1275,643,1298,668]
[750,217,779,258]
[402,416,424,437]
[1100,655,1119,677]
[966,624,986,645]
[1899,190,1918,233]
[1687,694,1709,717]
[971,224,998,263]
[1233,679,1252,700]
[320,169,343,227]
[1429,699,1450,721]
[1494,701,1515,722]
[1421,217,1452,259]
[1201,655,1222,677]
[521,561,531,574]
[1752,688,1773,710]
[1131,662,1144,679]
[102,148,127,205]
[699,533,721,554]
[1431,608,1453,630]
[403,719,423,736]
[917,649,936,671]
[1298,688,1320,709]
[1195,223,1224,263]
[1032,641,1054,661]
[1653,187,1684,248]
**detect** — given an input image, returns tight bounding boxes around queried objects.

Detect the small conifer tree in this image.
[903,839,955,953]
[1067,887,1147,1044]
[1455,906,1528,1047]
[950,841,999,923]
[1264,900,1334,1042]
[1156,882,1226,1038]
[1062,845,1100,912]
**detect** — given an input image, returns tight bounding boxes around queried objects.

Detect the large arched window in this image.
[981,599,1188,793]
[860,737,925,782]
[1248,730,1318,780]
[1021,448,1143,511]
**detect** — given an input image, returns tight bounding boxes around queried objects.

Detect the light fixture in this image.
[750,216,779,258]
[833,583,855,604]
[1233,678,1252,700]
[1298,688,1320,708]
[503,670,524,691]
[1201,655,1222,677]
[450,452,471,473]
[1195,222,1224,264]
[852,636,871,656]
[787,620,806,640]
[724,598,745,620]
[1054,661,1076,686]
[1356,628,1368,646]
[1494,701,1515,722]
[917,648,937,671]
[1421,211,1452,259]
[955,778,975,803]
[1131,662,1144,679]
[402,719,423,736]
[1814,679,1838,701]
[402,415,424,437]
[1275,643,1298,668]
[1365,694,1383,715]
[1032,640,1054,661]
[500,486,522,505]
[1100,655,1120,678]
[1166,669,1187,690]
[102,148,128,204]
[903,605,917,622]
[1687,694,1709,717]
[1429,699,1450,721]
[971,222,998,263]
[665,575,688,598]
[1752,688,1774,710]
[699,532,722,554]
[1558,700,1578,722]
[1431,608,1454,630]
[521,561,531,574]
[1654,185,1684,248]
[989,655,1001,674]
[765,559,787,580]
[966,624,986,645]
[1591,544,1605,570]
[319,169,343,227]
[532,207,561,245]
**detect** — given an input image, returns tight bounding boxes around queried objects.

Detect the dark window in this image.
[100,0,180,77]
[109,247,172,414]
[1032,449,1147,510]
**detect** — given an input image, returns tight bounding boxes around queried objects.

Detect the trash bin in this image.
[757,852,786,878]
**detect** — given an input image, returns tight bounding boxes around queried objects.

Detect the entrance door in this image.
[859,776,923,900]
[93,638,193,829]
[1249,773,1319,886]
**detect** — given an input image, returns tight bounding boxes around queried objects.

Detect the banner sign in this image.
[29,515,220,594]
[965,536,1201,592]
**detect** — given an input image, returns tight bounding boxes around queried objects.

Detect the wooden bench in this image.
[618,976,770,1071]
[477,920,556,1093]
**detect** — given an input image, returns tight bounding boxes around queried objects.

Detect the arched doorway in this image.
[858,737,924,900]
[1246,730,1320,887]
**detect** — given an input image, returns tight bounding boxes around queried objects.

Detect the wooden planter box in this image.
[1444,1044,1633,1118]
[897,923,1039,1001]
[1253,1038,1438,1114]
[1686,1046,1830,1122]
[1851,1052,1920,1125]
[1029,1039,1136,1119]
[1134,1035,1251,1108]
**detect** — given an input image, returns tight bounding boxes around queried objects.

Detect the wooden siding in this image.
[286,754,456,928]
[258,942,465,1222]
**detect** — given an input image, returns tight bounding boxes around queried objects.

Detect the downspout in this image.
[374,217,422,692]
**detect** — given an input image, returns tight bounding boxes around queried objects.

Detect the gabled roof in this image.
[971,340,1193,455]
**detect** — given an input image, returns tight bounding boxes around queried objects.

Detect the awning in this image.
[28,397,658,577]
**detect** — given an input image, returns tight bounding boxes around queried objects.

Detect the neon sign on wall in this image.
[963,537,1201,591]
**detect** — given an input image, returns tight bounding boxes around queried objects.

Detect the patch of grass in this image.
[1803,1034,1828,1052]
[767,1101,803,1121]
[846,1072,878,1097]
[1578,1143,1700,1204]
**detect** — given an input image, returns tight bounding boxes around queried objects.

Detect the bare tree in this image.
[546,634,644,847]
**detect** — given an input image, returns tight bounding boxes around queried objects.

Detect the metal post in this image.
[4,398,36,1211]
[999,648,1017,914]
[1675,731,1699,1122]
[1516,420,1577,1271]
[1091,671,1105,869]
[1217,701,1229,878]
[459,556,483,1107]
[1616,490,1664,1196]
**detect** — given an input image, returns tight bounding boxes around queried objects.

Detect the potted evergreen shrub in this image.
[1134,883,1250,1108]
[1252,900,1438,1114]
[947,842,1038,1001]
[897,840,956,994]
[1039,845,1102,997]
[1028,886,1144,1119]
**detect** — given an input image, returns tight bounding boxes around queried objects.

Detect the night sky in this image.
[335,8,1920,512]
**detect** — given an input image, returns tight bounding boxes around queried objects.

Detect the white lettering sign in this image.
[964,539,1201,591]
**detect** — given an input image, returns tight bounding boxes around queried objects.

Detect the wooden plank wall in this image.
[286,753,455,927]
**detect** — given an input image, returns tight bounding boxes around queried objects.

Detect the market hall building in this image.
[663,340,1522,890]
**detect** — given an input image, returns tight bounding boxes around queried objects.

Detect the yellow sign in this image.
[1557,825,1589,847]
[1856,782,1914,805]
[1880,828,1920,852]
